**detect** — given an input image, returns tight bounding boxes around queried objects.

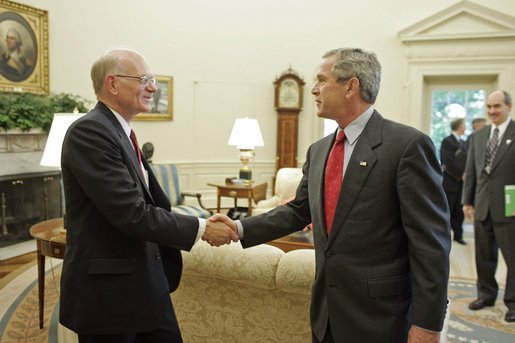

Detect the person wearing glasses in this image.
[59,48,237,343]
[463,90,515,323]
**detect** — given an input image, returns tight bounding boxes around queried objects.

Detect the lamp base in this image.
[239,169,252,180]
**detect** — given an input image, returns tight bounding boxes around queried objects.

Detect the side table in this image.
[208,182,267,216]
[29,217,66,329]
[268,230,314,253]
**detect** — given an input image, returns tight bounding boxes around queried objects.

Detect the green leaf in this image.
[0,92,91,131]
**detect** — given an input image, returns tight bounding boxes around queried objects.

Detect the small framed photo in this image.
[135,75,173,121]
[0,0,49,94]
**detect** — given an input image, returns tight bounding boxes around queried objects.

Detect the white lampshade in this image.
[227,118,264,149]
[40,113,85,167]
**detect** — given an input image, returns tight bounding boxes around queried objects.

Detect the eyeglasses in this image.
[114,74,156,87]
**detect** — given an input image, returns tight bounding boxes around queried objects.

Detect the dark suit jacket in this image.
[463,120,515,222]
[241,111,451,342]
[440,134,467,192]
[59,102,199,334]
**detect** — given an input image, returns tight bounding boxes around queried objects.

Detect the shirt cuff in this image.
[194,218,206,244]
[235,220,244,239]
[412,324,440,334]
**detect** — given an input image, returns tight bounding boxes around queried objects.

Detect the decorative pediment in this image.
[399,0,515,42]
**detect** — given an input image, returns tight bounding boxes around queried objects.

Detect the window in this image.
[430,89,485,153]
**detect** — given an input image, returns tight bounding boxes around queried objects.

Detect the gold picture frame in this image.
[135,75,173,121]
[0,0,49,94]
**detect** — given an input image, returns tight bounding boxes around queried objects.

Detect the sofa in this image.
[58,240,449,342]
[253,168,303,216]
[58,241,315,343]
[173,240,314,342]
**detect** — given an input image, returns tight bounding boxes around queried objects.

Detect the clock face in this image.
[279,78,300,108]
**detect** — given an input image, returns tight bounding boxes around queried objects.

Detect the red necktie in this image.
[129,129,145,177]
[324,130,345,234]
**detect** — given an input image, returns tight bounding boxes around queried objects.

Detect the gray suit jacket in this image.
[241,111,451,342]
[463,120,515,222]
[59,102,199,334]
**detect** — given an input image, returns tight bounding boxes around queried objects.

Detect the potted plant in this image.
[0,92,90,132]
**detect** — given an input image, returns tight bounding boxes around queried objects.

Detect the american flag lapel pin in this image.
[359,161,368,167]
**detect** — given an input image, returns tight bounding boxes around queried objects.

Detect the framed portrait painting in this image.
[0,0,49,94]
[135,75,173,121]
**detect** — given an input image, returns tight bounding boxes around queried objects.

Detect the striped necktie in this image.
[485,127,499,174]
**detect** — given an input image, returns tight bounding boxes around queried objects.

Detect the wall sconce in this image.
[227,118,264,181]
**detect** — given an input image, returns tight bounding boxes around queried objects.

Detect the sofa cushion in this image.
[182,240,284,290]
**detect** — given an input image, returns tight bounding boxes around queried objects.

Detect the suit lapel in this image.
[475,127,490,170]
[326,112,381,247]
[99,104,154,200]
[491,120,515,172]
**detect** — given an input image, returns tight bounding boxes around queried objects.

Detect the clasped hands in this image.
[201,214,238,247]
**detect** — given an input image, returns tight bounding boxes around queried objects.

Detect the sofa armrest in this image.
[276,249,315,295]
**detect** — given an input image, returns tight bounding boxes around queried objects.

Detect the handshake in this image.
[201,214,239,247]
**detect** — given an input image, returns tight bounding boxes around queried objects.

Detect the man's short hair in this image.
[502,90,512,106]
[450,118,465,131]
[90,50,127,95]
[322,48,381,104]
[471,118,486,126]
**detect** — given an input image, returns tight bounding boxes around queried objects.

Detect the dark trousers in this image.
[475,215,515,310]
[78,300,182,343]
[312,322,335,343]
[444,185,464,240]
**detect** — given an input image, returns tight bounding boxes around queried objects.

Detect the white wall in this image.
[12,0,515,202]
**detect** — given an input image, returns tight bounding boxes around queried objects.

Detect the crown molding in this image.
[399,0,515,43]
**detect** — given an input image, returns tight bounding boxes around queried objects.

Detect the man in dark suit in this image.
[440,118,467,244]
[211,48,451,342]
[59,48,236,343]
[463,118,487,151]
[463,90,515,323]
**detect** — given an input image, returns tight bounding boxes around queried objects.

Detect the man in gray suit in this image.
[463,90,515,322]
[211,48,451,342]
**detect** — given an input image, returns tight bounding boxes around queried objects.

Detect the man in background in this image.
[472,117,487,132]
[59,48,236,342]
[464,117,487,150]
[463,90,515,323]
[212,48,451,342]
[440,118,467,244]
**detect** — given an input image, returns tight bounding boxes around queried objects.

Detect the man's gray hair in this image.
[90,49,131,95]
[6,28,22,46]
[502,90,512,106]
[323,48,381,104]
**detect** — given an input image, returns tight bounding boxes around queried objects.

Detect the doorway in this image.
[424,75,497,153]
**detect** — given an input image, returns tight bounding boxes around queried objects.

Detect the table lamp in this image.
[40,112,85,221]
[228,118,264,181]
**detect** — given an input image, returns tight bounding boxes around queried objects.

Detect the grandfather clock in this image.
[274,67,305,171]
